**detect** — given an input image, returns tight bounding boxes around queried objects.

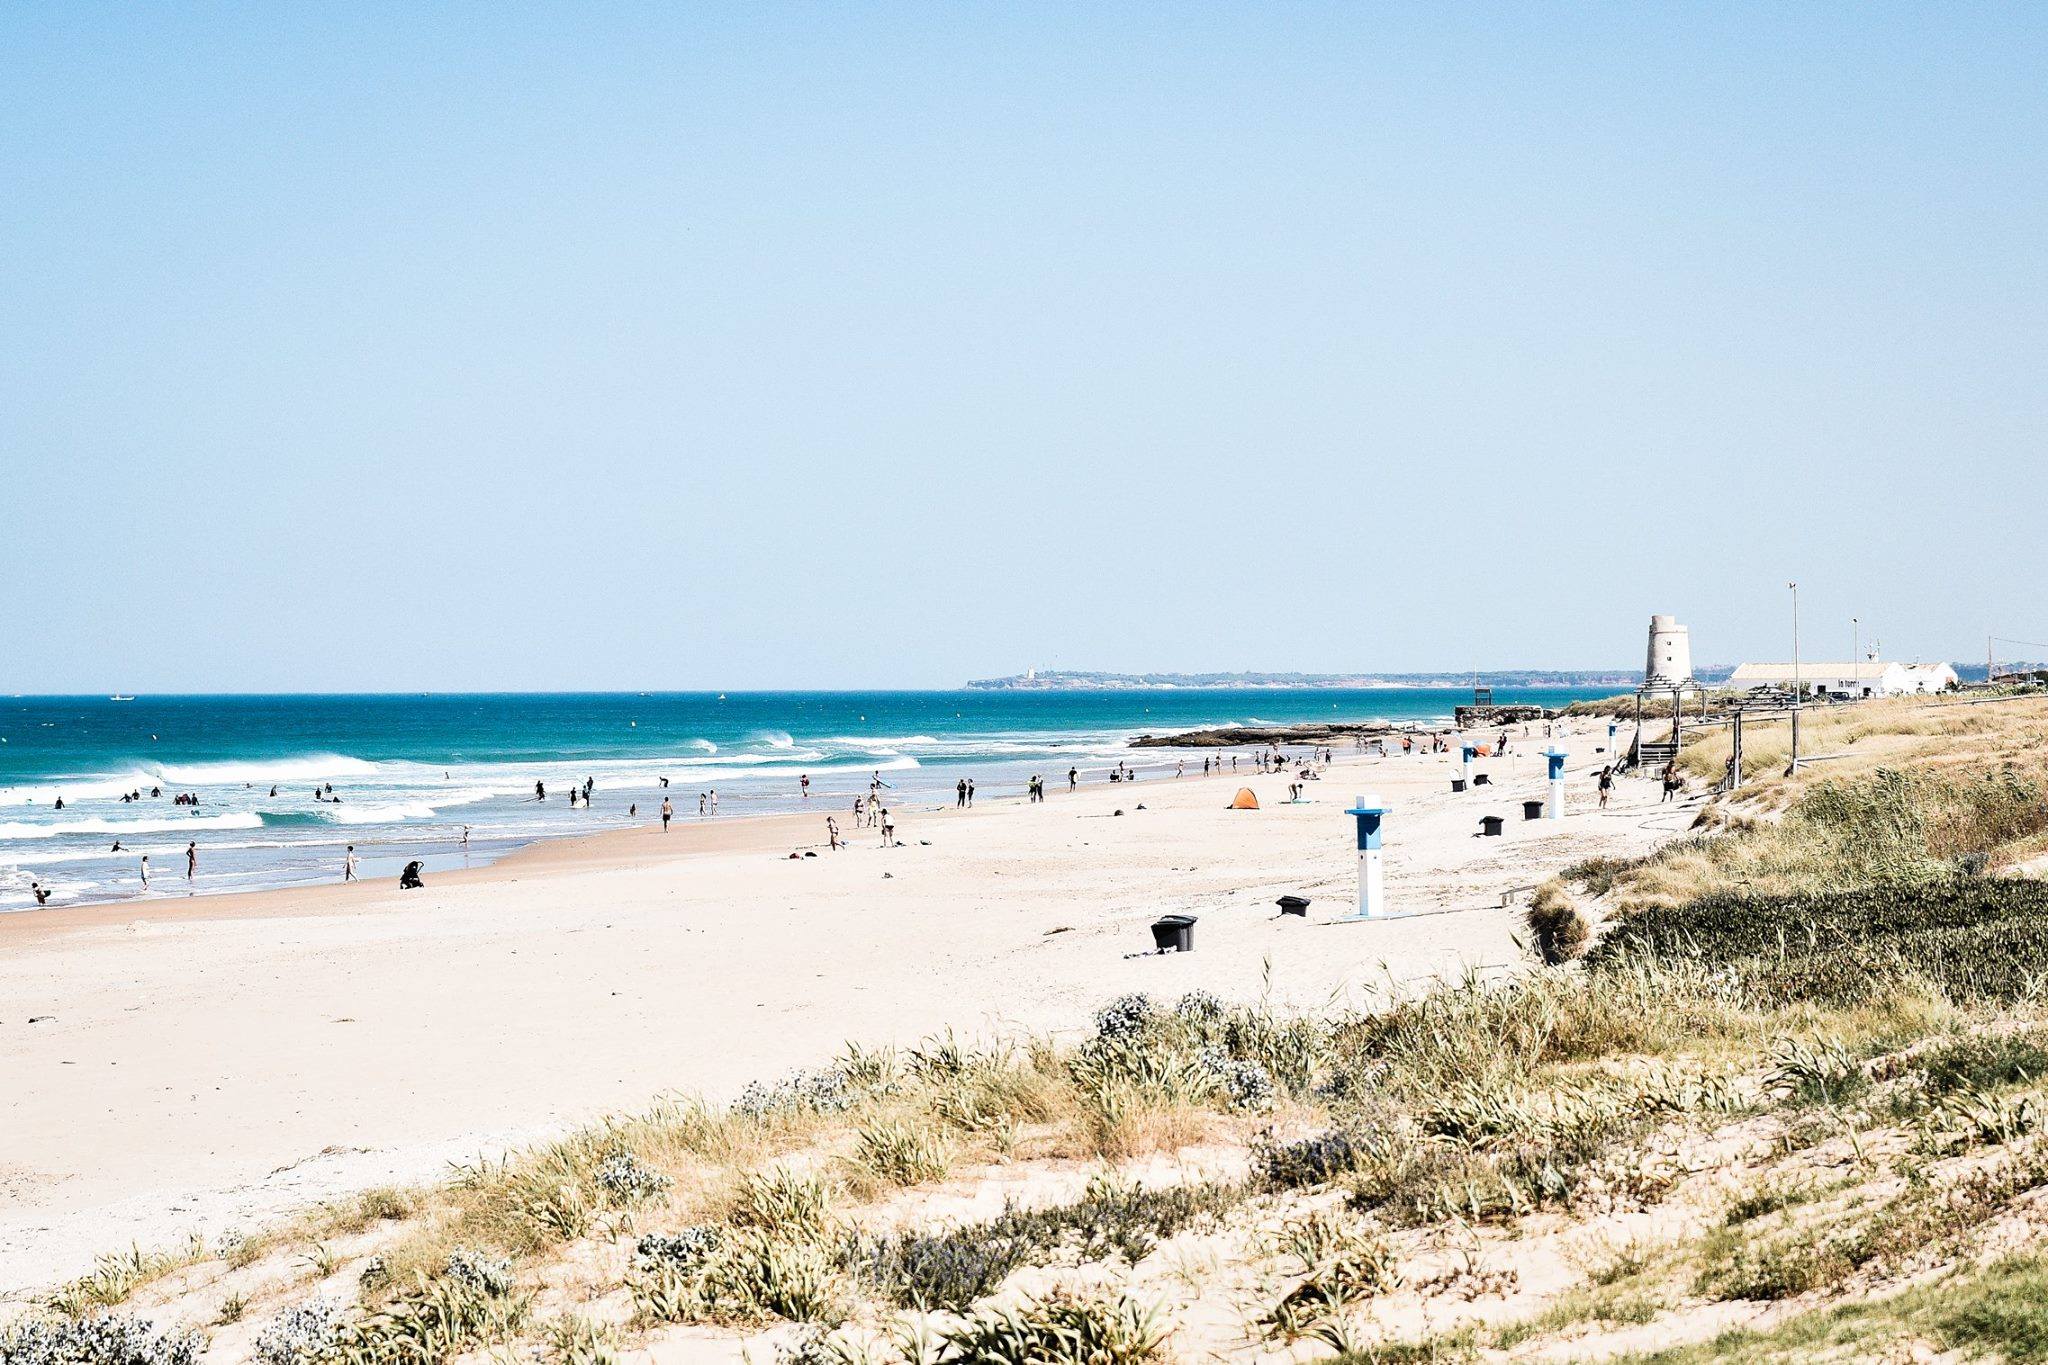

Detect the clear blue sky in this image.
[3,3,2042,691]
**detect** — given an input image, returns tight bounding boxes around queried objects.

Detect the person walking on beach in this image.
[879,808,894,846]
[344,845,358,881]
[185,841,197,880]
[800,773,810,800]
[866,791,879,826]
[967,778,976,806]
[956,778,967,808]
[138,855,149,889]
[1068,767,1078,791]
[461,826,470,852]
[709,789,719,816]
[661,797,673,831]
[698,792,706,816]
[1661,761,1682,802]
[535,780,546,802]
[1597,766,1614,809]
[826,815,841,850]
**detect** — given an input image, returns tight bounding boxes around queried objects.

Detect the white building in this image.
[1727,660,1959,699]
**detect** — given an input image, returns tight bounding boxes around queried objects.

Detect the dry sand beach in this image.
[0,728,1684,1293]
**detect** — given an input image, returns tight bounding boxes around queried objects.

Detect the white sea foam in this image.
[0,813,265,840]
[149,754,385,786]
[327,800,442,825]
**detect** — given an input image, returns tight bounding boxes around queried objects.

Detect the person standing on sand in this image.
[827,815,841,850]
[344,845,358,881]
[1597,767,1614,809]
[956,778,967,808]
[698,792,706,816]
[1068,767,1078,791]
[967,778,976,806]
[1662,762,1681,802]
[1177,759,1185,778]
[879,808,894,846]
[661,798,673,831]
[709,789,719,815]
[866,791,879,825]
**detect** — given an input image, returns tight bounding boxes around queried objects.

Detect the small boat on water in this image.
[109,695,135,702]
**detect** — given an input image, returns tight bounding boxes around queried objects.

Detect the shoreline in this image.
[0,723,1671,1291]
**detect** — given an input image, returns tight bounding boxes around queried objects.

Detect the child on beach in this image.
[879,809,894,846]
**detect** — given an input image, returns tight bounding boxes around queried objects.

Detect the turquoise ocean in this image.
[0,688,1608,910]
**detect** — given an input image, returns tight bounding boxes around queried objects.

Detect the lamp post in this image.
[1788,581,1802,773]
[1344,795,1388,919]
[1852,616,1861,697]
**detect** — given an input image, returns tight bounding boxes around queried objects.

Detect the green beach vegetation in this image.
[13,693,2048,1362]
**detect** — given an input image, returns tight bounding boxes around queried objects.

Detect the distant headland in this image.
[964,667,1738,691]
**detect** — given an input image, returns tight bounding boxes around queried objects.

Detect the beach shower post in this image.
[1344,794,1388,919]
[1544,747,1568,819]
[1460,743,1477,788]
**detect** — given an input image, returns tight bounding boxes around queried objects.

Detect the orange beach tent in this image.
[1228,788,1260,810]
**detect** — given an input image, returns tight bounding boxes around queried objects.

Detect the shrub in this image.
[849,1119,950,1187]
[1524,883,1589,965]
[734,1067,853,1119]
[863,1175,1239,1310]
[1198,1046,1275,1112]
[634,1227,722,1271]
[937,1288,1169,1364]
[631,1169,845,1327]
[1256,1129,1364,1189]
[253,1300,343,1365]
[1589,880,2048,1006]
[593,1151,672,1204]
[442,1248,513,1296]
[1093,994,1157,1041]
[333,1267,530,1365]
[1915,1032,2048,1098]
[0,1316,203,1365]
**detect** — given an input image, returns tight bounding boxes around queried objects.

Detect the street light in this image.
[1852,616,1861,698]
[1788,582,1801,773]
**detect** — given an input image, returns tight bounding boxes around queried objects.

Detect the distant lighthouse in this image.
[1643,615,1694,688]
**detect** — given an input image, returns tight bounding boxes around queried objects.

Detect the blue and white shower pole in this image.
[1344,795,1388,919]
[1460,743,1478,788]
[1544,747,1568,819]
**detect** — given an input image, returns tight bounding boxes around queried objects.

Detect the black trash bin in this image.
[1450,778,1467,793]
[1150,914,1197,952]
[1473,773,1492,786]
[1276,895,1311,917]
[1522,799,1545,820]
[1479,815,1505,837]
